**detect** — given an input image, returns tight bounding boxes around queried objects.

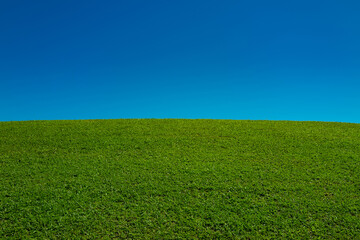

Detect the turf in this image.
[1,119,359,239]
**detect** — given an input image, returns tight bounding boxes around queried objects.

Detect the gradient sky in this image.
[1,0,359,122]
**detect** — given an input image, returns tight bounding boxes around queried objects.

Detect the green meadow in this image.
[1,119,359,239]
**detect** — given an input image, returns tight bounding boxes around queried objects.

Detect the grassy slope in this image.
[0,119,359,239]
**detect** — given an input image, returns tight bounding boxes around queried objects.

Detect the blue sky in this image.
[1,0,359,122]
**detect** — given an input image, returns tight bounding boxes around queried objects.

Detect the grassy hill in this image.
[1,119,359,239]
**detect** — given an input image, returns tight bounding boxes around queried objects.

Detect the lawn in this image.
[1,119,359,239]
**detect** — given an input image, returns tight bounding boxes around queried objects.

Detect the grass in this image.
[0,119,359,239]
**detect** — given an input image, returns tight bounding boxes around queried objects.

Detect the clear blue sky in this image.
[1,0,359,122]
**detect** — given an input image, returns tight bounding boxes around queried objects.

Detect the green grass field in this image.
[1,119,359,239]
